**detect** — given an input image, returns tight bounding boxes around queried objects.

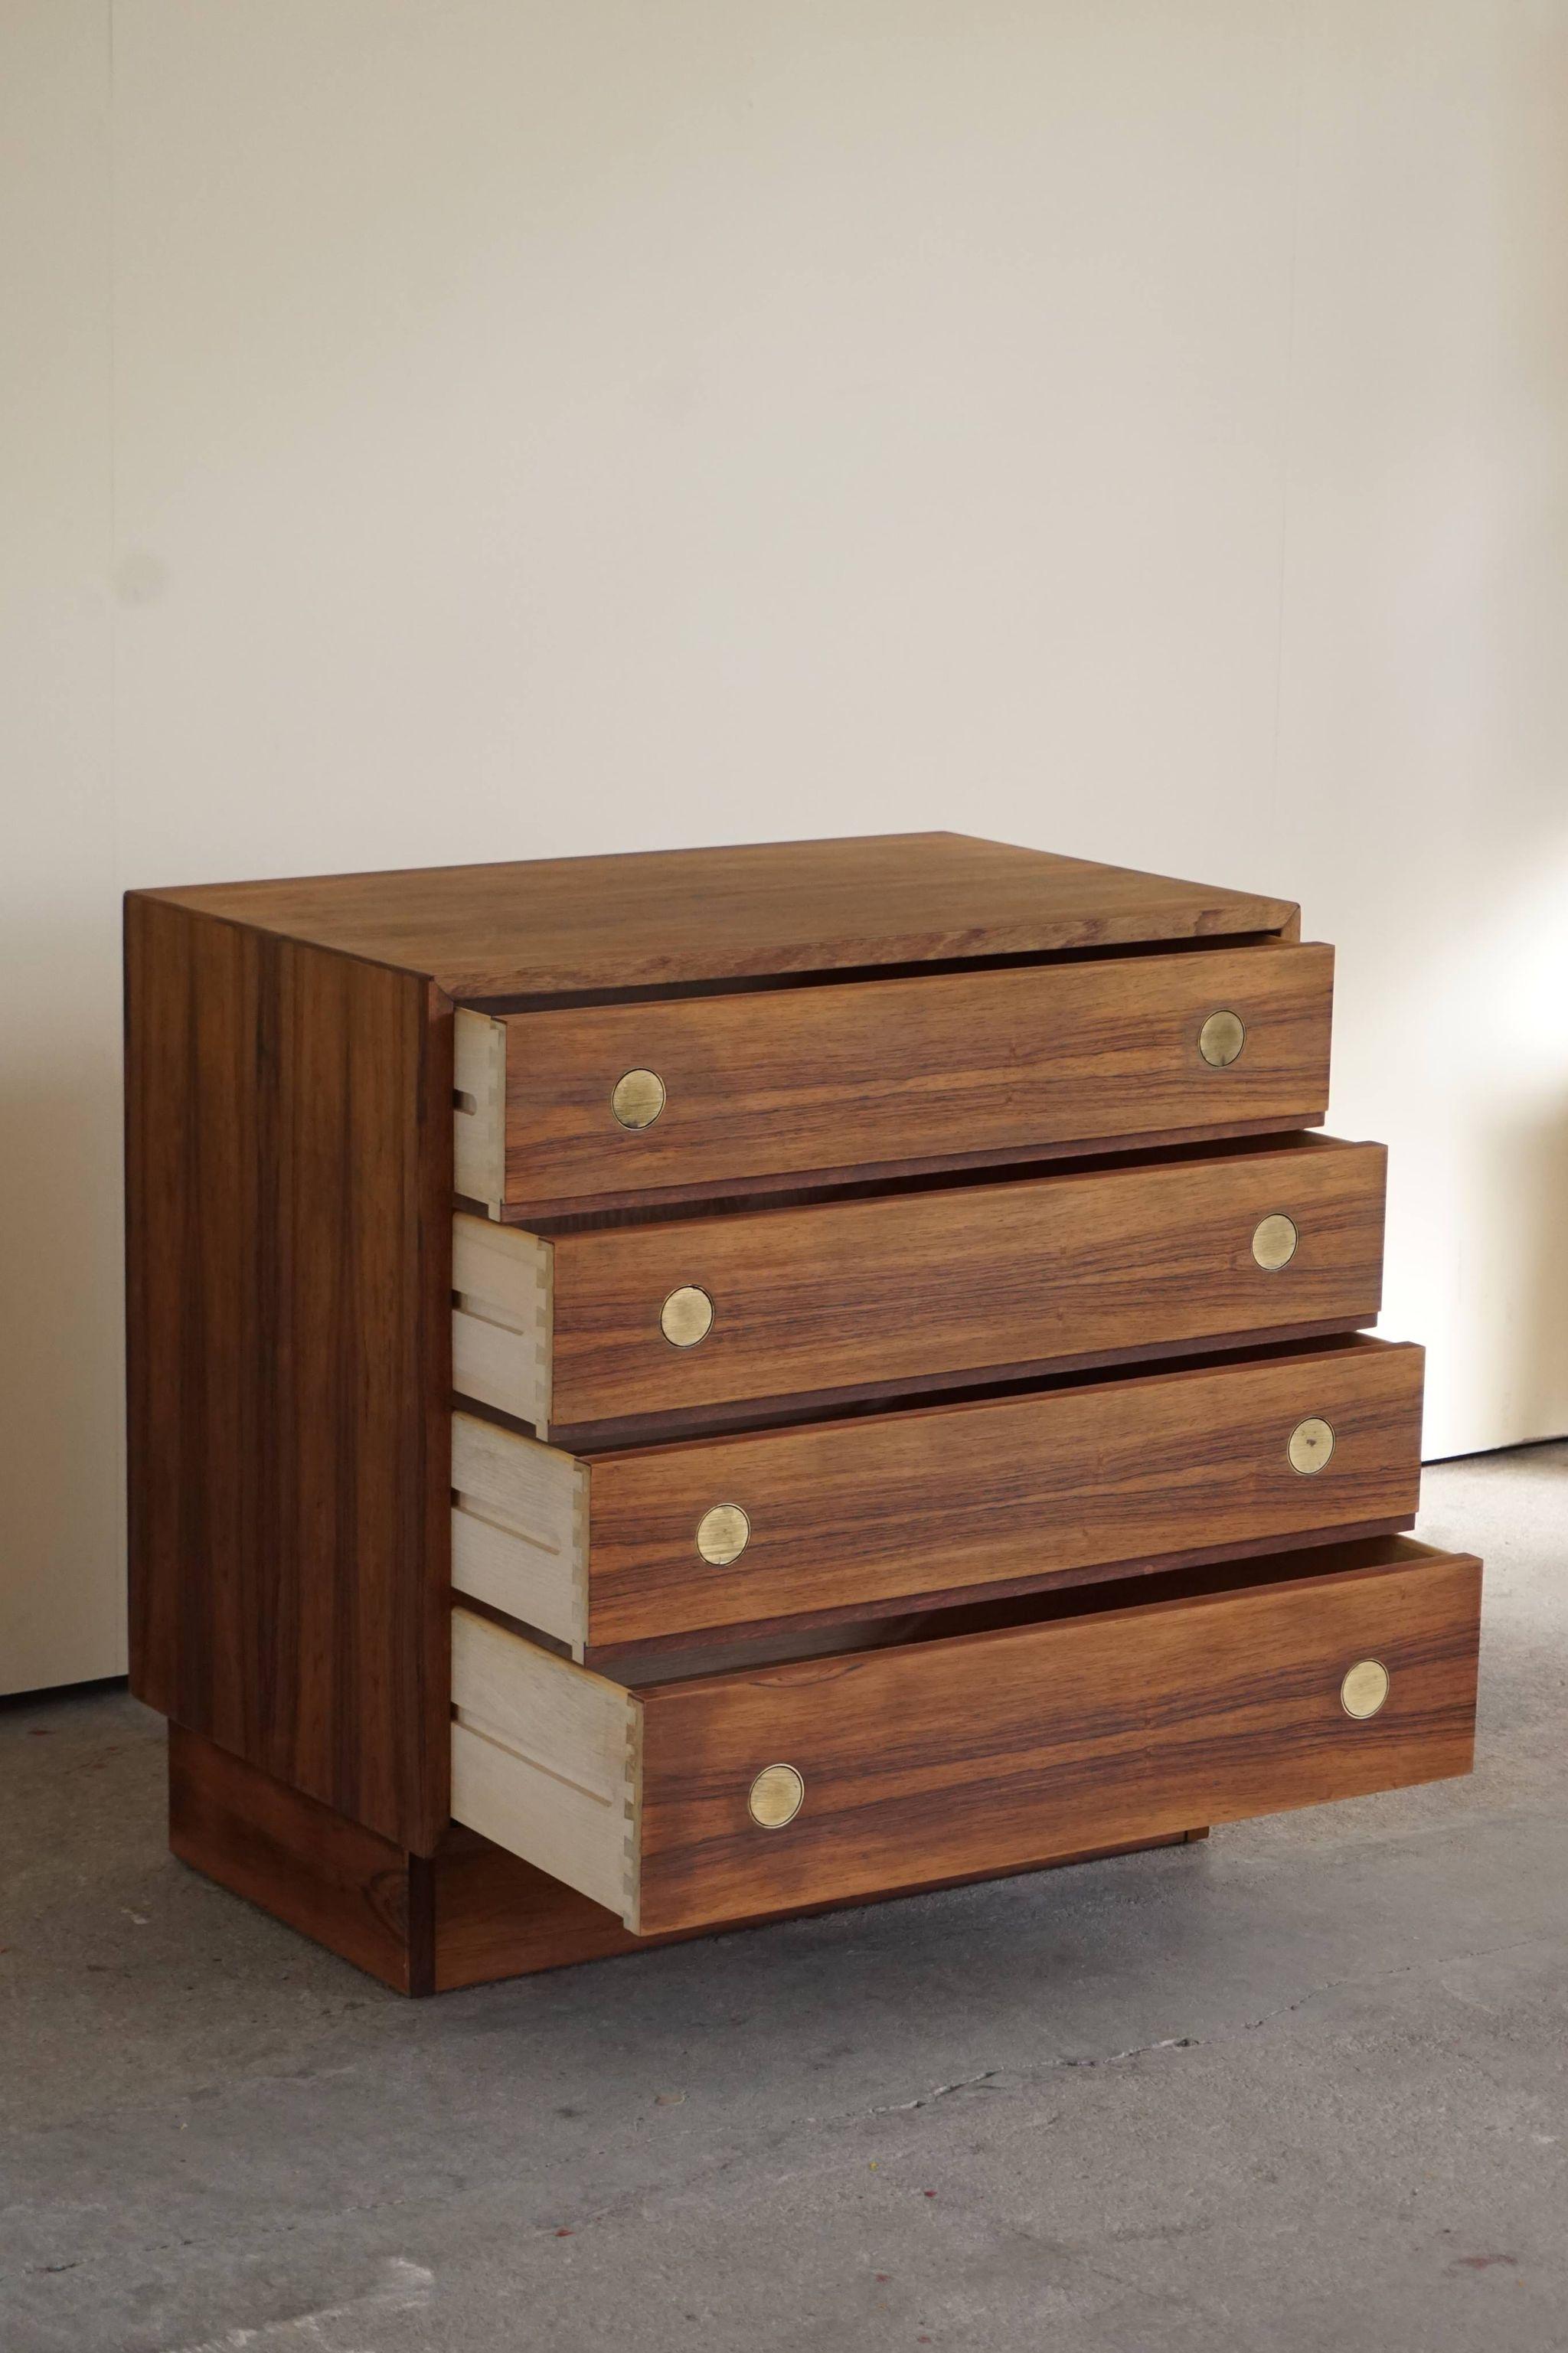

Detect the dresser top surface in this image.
[137,832,1297,1001]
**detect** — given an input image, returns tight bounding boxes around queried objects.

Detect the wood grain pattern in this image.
[532,1135,1387,1435]
[168,1724,429,1993]
[583,1527,1418,1677]
[580,1337,1424,1645]
[632,1540,1480,1934]
[165,1725,1203,1992]
[482,941,1334,1216]
[490,1119,1348,1225]
[429,1825,1206,1992]
[140,833,1298,1002]
[126,895,452,1852]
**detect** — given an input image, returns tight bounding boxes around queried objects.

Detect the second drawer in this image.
[452,1132,1387,1442]
[450,1335,1423,1653]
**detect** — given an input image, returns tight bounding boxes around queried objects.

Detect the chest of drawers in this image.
[126,834,1481,1994]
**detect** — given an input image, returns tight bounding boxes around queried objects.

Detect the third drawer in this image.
[450,1334,1423,1654]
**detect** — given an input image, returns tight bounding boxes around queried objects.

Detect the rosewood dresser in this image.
[125,834,1481,1994]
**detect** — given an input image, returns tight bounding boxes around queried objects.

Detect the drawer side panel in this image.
[449,1609,639,1920]
[450,1413,587,1652]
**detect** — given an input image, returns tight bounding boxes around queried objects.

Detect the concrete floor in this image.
[3,1448,1566,2353]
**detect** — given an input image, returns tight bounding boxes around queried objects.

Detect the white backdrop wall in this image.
[5,0,1567,1691]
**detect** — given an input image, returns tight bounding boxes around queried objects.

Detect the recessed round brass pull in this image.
[611,1068,666,1129]
[660,1285,714,1347]
[1252,1213,1298,1271]
[1199,1010,1246,1067]
[748,1763,805,1828]
[1289,1417,1334,1474]
[696,1503,750,1565]
[1341,1659,1390,1720]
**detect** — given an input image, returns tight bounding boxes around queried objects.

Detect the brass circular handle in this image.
[1199,1010,1246,1068]
[1289,1417,1334,1474]
[1341,1659,1390,1720]
[660,1286,714,1348]
[696,1504,750,1566]
[611,1068,666,1129]
[748,1763,805,1828]
[1252,1213,1298,1271]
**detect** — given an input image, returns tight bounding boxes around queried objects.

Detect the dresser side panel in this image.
[126,896,451,1851]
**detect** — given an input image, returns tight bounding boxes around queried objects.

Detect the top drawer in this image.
[455,941,1334,1217]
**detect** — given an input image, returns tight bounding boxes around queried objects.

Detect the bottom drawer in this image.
[450,1536,1480,1939]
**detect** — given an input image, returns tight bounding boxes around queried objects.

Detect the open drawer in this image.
[450,1336,1424,1654]
[452,1131,1387,1443]
[449,1536,1481,1938]
[453,940,1334,1218]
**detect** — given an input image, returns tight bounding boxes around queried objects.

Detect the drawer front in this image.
[456,942,1333,1215]
[450,1341,1424,1651]
[582,1338,1423,1644]
[526,1136,1386,1434]
[632,1541,1480,1935]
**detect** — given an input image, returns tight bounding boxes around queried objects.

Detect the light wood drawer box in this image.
[451,1336,1424,1653]
[449,1536,1480,1937]
[452,1132,1387,1441]
[454,941,1334,1217]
